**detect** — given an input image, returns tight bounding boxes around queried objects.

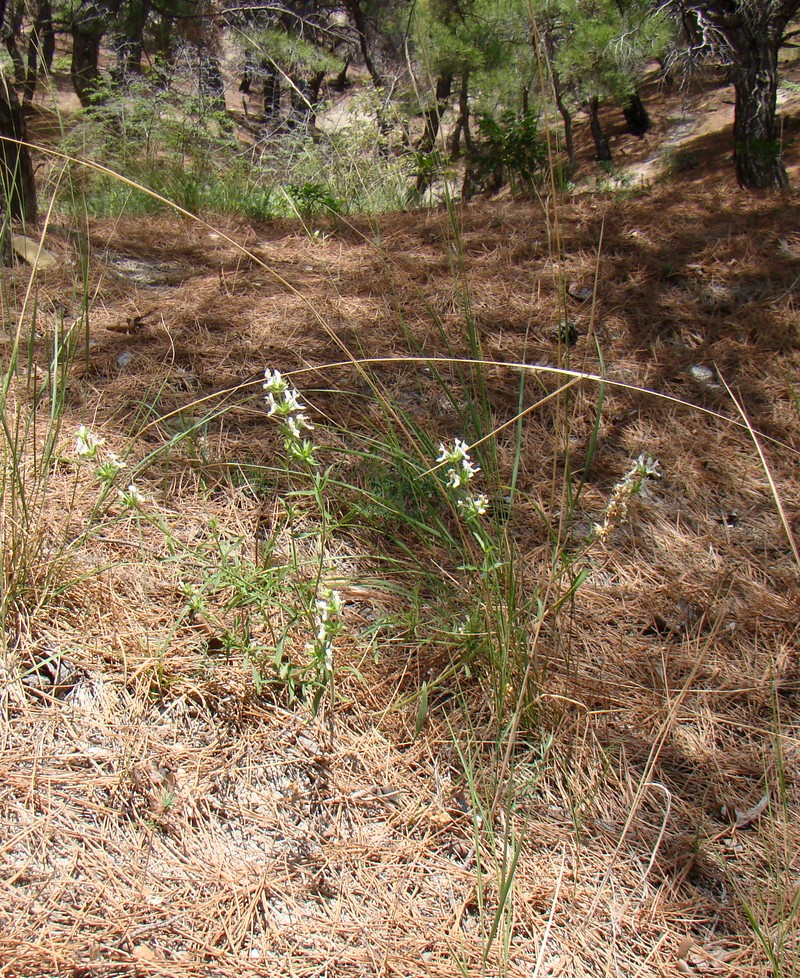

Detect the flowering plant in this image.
[437,438,490,523]
[307,588,344,675]
[263,369,317,465]
[594,454,661,540]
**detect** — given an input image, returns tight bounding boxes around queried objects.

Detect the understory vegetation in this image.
[0,2,799,977]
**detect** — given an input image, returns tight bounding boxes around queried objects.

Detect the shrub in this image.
[472,109,548,194]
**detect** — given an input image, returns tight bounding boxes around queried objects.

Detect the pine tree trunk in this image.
[731,35,788,190]
[588,97,612,162]
[111,0,147,86]
[4,0,25,87]
[23,0,55,104]
[417,73,453,153]
[71,24,103,106]
[239,58,253,95]
[552,66,575,166]
[288,76,308,129]
[345,0,382,88]
[449,74,472,159]
[542,30,575,168]
[343,0,390,152]
[151,18,173,87]
[0,77,37,224]
[333,59,349,90]
[622,91,650,137]
[198,48,226,113]
[262,61,281,128]
[306,70,325,137]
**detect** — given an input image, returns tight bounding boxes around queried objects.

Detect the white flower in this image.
[439,439,479,478]
[283,390,302,413]
[263,368,286,394]
[472,494,489,516]
[439,438,472,465]
[437,439,489,522]
[636,454,662,479]
[264,365,319,466]
[96,452,126,485]
[447,468,464,489]
[457,494,490,520]
[440,437,482,506]
[308,589,343,678]
[286,413,313,439]
[462,456,479,477]
[75,425,105,458]
[118,483,146,507]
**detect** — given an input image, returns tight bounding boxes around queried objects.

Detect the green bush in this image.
[473,109,548,194]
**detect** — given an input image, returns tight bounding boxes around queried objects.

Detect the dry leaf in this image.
[133,944,157,961]
[732,791,770,829]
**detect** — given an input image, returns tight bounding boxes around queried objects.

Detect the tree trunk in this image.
[23,35,37,104]
[306,70,325,136]
[588,96,612,162]
[345,0,382,88]
[71,23,103,106]
[621,91,650,137]
[333,59,349,90]
[23,0,55,104]
[413,74,454,198]
[111,0,147,86]
[151,15,174,87]
[287,70,324,135]
[3,0,24,86]
[0,77,37,224]
[449,73,472,159]
[543,31,575,167]
[552,65,575,166]
[239,59,253,95]
[417,73,453,153]
[262,60,281,128]
[731,35,788,190]
[197,48,226,113]
[288,76,308,129]
[343,0,392,152]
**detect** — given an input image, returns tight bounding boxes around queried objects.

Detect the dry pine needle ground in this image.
[1,176,799,977]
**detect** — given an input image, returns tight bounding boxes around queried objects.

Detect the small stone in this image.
[689,364,716,386]
[555,319,579,345]
[568,284,593,302]
[12,235,59,270]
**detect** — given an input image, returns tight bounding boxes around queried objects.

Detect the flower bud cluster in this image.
[75,425,105,460]
[594,453,661,540]
[437,438,489,522]
[74,425,131,494]
[118,483,147,508]
[263,369,317,465]
[307,588,344,674]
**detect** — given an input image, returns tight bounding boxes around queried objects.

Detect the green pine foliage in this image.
[550,0,672,105]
